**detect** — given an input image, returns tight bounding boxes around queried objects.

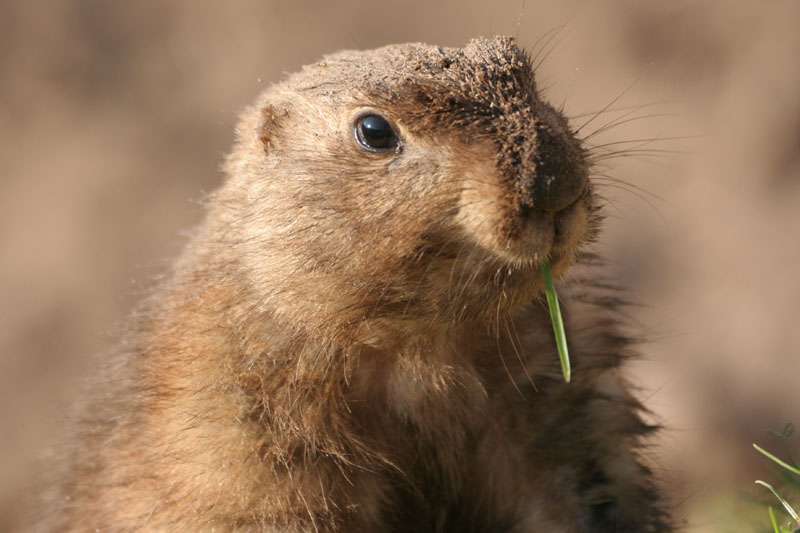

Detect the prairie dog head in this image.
[220,36,596,335]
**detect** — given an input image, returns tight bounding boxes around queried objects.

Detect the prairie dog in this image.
[50,36,670,532]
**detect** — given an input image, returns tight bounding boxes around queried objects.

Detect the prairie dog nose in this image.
[529,110,588,213]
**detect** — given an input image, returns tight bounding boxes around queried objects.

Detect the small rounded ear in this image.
[259,104,289,154]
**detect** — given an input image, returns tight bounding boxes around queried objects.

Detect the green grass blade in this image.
[541,262,571,383]
[756,480,800,524]
[768,506,780,533]
[754,443,800,476]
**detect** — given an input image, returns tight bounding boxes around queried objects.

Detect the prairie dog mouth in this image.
[455,155,592,270]
[494,195,590,269]
[551,197,589,257]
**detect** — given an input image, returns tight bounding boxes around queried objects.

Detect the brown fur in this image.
[46,37,670,531]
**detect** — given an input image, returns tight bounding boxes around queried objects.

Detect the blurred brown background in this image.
[2,1,799,531]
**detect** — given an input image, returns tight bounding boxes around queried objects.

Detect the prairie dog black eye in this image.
[354,114,400,152]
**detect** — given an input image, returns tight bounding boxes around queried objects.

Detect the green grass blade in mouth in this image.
[541,262,571,383]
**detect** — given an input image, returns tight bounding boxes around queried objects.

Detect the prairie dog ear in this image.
[223,97,290,180]
[259,103,290,154]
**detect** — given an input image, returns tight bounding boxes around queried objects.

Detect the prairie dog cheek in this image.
[452,153,510,250]
[455,169,555,265]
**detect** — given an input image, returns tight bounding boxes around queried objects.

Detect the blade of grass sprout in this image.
[754,443,800,476]
[756,480,800,524]
[767,506,794,533]
[541,262,571,383]
[768,506,780,533]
